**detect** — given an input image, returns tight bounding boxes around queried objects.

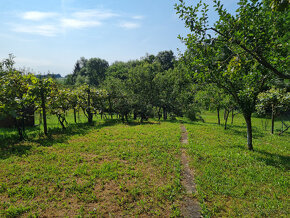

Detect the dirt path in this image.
[180,125,202,218]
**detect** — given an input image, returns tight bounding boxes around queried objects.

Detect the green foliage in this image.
[86,58,109,87]
[270,0,289,11]
[76,84,108,123]
[256,87,290,116]
[176,0,289,79]
[0,56,38,139]
[106,60,141,81]
[102,77,132,121]
[49,87,71,129]
[155,50,176,71]
[65,57,108,87]
[127,62,160,121]
[174,0,289,149]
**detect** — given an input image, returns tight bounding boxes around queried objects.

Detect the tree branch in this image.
[209,27,290,79]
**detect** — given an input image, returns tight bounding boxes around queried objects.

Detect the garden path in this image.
[180,124,202,218]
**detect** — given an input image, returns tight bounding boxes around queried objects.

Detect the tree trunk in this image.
[73,108,77,123]
[231,110,234,125]
[88,112,93,124]
[217,106,220,125]
[39,111,42,124]
[15,118,24,140]
[41,90,48,136]
[87,88,93,124]
[158,107,162,120]
[271,104,275,134]
[163,107,167,120]
[133,112,137,120]
[57,115,66,130]
[244,113,254,151]
[224,109,229,130]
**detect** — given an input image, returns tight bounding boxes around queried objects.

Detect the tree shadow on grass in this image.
[225,125,266,139]
[0,119,119,160]
[0,141,32,160]
[125,121,161,126]
[254,149,290,171]
[226,142,289,171]
[163,119,205,126]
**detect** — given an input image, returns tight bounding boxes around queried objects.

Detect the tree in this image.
[222,94,239,129]
[175,0,278,150]
[127,62,160,122]
[66,57,88,85]
[0,55,38,139]
[68,89,80,123]
[256,87,290,134]
[34,78,55,136]
[142,53,156,64]
[49,87,71,129]
[155,50,176,71]
[196,84,225,125]
[154,70,175,120]
[86,58,109,87]
[270,0,289,11]
[175,0,289,79]
[106,61,132,81]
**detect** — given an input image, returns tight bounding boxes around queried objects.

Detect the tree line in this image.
[0,0,289,151]
[0,51,202,140]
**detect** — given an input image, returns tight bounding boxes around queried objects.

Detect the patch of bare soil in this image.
[180,125,202,218]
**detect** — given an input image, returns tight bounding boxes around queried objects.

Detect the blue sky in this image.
[0,0,238,76]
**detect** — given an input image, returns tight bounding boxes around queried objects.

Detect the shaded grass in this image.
[184,112,289,217]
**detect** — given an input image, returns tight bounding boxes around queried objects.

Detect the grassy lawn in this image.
[184,112,289,217]
[0,111,289,217]
[0,118,183,217]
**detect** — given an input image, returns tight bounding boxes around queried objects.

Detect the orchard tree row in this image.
[0,52,202,140]
[64,50,203,122]
[175,0,289,150]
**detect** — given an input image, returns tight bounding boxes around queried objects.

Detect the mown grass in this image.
[0,119,183,217]
[184,111,289,217]
[0,111,289,217]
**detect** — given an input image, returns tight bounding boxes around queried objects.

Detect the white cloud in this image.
[61,18,102,29]
[119,21,140,29]
[132,15,144,20]
[12,24,58,37]
[11,9,144,36]
[21,11,58,21]
[73,9,118,20]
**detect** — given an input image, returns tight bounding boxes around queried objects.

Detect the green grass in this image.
[184,112,289,217]
[0,111,289,217]
[0,118,183,217]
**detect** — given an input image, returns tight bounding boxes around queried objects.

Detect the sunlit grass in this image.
[0,111,289,217]
[184,111,289,217]
[0,119,183,217]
